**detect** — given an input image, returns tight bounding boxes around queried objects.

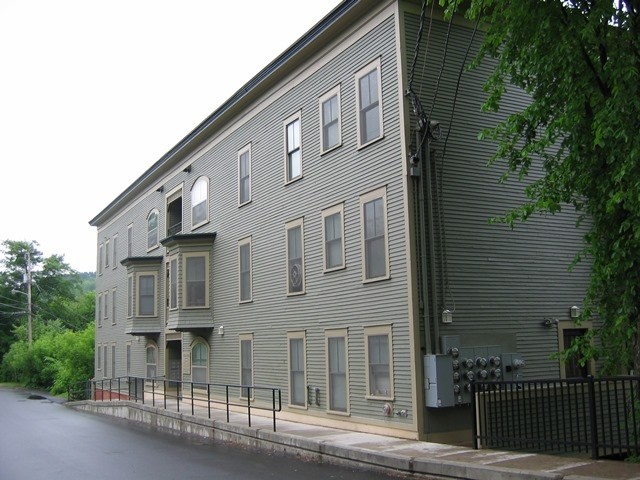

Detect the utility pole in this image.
[25,252,32,347]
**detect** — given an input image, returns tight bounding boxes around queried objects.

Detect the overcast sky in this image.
[0,0,341,273]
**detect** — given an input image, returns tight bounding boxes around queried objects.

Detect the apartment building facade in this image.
[90,0,591,441]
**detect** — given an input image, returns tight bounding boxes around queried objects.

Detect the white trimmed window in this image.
[238,237,252,303]
[284,112,302,183]
[111,344,116,379]
[146,342,157,378]
[127,224,133,257]
[321,203,345,272]
[238,144,252,206]
[111,287,117,325]
[285,218,305,295]
[169,257,178,310]
[98,243,103,275]
[360,187,389,282]
[97,293,102,327]
[319,85,342,153]
[104,239,110,269]
[127,274,133,318]
[137,272,157,317]
[112,234,118,269]
[147,209,159,251]
[364,325,394,399]
[191,339,209,384]
[103,290,109,322]
[184,253,209,308]
[240,334,253,399]
[126,343,131,376]
[326,328,349,414]
[191,176,209,228]
[288,331,306,408]
[103,345,108,378]
[355,58,383,148]
[97,343,102,371]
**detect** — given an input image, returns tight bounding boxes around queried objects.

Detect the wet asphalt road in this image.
[0,387,404,480]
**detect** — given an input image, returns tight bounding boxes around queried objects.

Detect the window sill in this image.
[357,134,384,151]
[365,394,394,402]
[287,404,308,411]
[362,274,391,284]
[326,409,351,417]
[320,143,342,156]
[284,175,303,186]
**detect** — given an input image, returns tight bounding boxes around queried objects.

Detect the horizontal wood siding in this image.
[403,11,591,379]
[94,6,416,432]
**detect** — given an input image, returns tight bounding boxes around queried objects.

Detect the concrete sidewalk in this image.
[66,397,640,480]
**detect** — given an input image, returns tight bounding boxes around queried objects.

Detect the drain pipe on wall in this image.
[416,131,433,355]
[424,138,440,353]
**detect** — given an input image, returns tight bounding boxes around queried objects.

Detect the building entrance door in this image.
[166,340,182,391]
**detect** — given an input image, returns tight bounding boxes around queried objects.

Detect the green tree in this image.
[0,240,94,362]
[439,0,640,374]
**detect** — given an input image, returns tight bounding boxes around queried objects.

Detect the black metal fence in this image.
[70,376,282,432]
[471,376,640,459]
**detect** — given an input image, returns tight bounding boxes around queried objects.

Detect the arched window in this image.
[191,339,209,384]
[146,342,158,378]
[147,209,159,250]
[191,177,209,228]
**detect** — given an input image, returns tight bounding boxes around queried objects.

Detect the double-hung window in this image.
[98,244,103,275]
[285,218,305,295]
[238,144,251,206]
[184,253,208,308]
[355,58,383,148]
[321,203,345,272]
[127,274,133,318]
[146,343,157,378]
[319,86,341,153]
[112,234,118,269]
[238,237,252,303]
[364,325,394,399]
[97,293,103,327]
[137,272,157,316]
[111,287,117,325]
[103,290,109,322]
[127,224,133,257]
[191,177,209,228]
[288,331,306,407]
[169,257,178,310]
[240,334,253,398]
[105,239,110,269]
[147,210,159,251]
[326,328,348,414]
[284,113,302,183]
[360,187,389,281]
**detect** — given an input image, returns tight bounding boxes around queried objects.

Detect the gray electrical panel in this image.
[424,354,455,408]
[425,336,526,408]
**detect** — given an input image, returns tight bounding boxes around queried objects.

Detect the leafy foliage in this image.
[440,0,640,374]
[0,239,95,390]
[1,321,95,394]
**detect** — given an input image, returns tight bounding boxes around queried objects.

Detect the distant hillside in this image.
[78,271,95,293]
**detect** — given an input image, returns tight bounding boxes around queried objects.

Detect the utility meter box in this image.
[424,354,455,408]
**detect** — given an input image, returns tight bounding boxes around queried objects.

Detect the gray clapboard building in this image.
[89,0,591,442]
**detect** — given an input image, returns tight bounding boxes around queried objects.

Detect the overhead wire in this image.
[435,11,483,312]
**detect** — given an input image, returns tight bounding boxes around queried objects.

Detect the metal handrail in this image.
[90,376,282,432]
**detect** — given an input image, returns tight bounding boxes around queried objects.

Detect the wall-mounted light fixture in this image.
[183,165,192,173]
[570,306,580,319]
[156,186,164,193]
[442,309,453,324]
[218,325,224,336]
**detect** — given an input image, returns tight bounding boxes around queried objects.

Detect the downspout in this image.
[416,131,432,355]
[424,140,440,353]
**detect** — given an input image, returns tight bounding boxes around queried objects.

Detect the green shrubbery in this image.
[0,321,94,395]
